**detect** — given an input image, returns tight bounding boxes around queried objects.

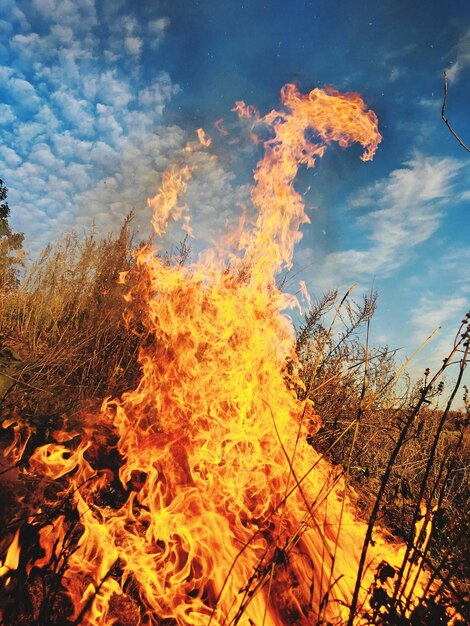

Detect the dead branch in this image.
[442,71,470,152]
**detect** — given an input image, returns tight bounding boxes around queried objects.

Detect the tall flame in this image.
[5,85,436,625]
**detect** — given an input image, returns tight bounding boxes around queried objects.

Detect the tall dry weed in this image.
[0,214,140,422]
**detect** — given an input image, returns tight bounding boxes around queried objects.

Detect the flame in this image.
[237,83,381,284]
[2,417,32,465]
[0,529,21,580]
[214,118,228,137]
[197,128,212,147]
[147,166,192,238]
[4,84,437,624]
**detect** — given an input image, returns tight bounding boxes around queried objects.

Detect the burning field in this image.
[0,84,466,625]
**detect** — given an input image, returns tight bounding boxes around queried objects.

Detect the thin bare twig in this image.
[347,326,466,625]
[442,71,470,153]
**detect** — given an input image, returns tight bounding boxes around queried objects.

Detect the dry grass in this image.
[0,214,141,423]
[296,291,470,622]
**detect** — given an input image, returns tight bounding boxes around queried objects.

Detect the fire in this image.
[0,529,21,582]
[147,166,192,238]
[2,84,438,625]
[197,128,212,147]
[214,119,228,137]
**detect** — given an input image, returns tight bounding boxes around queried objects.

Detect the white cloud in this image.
[319,154,465,282]
[182,152,252,247]
[31,0,97,31]
[149,17,170,35]
[0,145,22,167]
[410,294,468,339]
[0,0,31,31]
[11,32,52,63]
[408,292,469,381]
[389,67,405,82]
[0,68,41,111]
[290,153,470,384]
[97,70,134,108]
[15,121,46,147]
[35,104,60,130]
[10,30,96,87]
[445,27,470,83]
[290,153,469,305]
[29,143,57,168]
[417,96,440,110]
[95,104,123,142]
[103,13,148,64]
[125,36,142,56]
[137,73,180,114]
[51,90,95,135]
[121,15,137,33]
[0,20,12,38]
[60,126,254,260]
[0,65,16,82]
[438,247,470,289]
[352,155,458,210]
[0,1,183,253]
[148,17,170,48]
[10,76,40,108]
[50,24,74,43]
[0,103,15,125]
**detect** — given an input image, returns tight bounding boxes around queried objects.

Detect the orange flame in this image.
[214,118,228,136]
[0,529,21,580]
[237,83,381,284]
[2,417,33,465]
[197,127,212,147]
[6,84,437,625]
[147,166,192,238]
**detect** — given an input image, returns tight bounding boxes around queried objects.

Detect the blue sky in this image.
[1,0,469,389]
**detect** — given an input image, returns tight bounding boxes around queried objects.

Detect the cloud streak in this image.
[297,154,466,291]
